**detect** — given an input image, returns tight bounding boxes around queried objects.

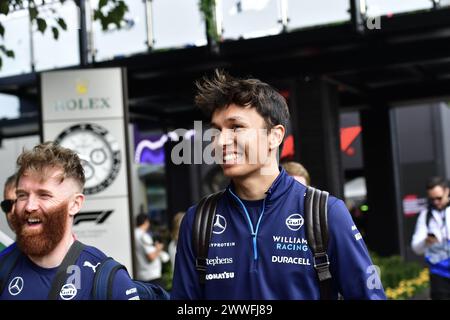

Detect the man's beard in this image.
[11,201,69,257]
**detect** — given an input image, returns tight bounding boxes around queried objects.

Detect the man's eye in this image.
[16,194,27,200]
[40,194,51,199]
[232,125,243,131]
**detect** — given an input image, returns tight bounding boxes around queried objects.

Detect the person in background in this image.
[1,174,17,250]
[411,176,450,300]
[134,213,169,288]
[281,161,310,186]
[168,212,185,272]
[2,174,17,232]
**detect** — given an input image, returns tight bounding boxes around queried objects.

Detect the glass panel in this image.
[152,0,207,49]
[219,0,282,40]
[33,0,80,71]
[0,93,20,119]
[440,0,450,8]
[92,0,149,62]
[366,0,432,17]
[0,10,32,77]
[286,0,350,31]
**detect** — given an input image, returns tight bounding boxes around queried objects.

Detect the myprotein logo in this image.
[210,242,236,248]
[74,210,113,225]
[286,214,304,231]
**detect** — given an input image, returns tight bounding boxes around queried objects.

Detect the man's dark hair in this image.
[195,69,290,130]
[136,213,149,227]
[426,176,448,190]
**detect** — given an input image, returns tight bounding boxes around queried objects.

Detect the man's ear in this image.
[269,125,285,150]
[69,193,85,217]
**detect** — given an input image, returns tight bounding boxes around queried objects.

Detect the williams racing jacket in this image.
[171,169,386,300]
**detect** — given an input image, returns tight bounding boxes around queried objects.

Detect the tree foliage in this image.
[0,0,128,69]
[198,0,219,42]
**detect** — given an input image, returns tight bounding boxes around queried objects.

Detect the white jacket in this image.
[411,206,450,255]
[134,228,169,281]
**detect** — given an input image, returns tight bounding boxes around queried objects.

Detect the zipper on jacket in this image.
[229,189,267,261]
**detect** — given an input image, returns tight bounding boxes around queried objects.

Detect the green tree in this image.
[198,0,219,42]
[0,0,128,69]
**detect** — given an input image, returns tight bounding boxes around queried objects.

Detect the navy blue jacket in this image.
[171,169,386,300]
[0,243,139,300]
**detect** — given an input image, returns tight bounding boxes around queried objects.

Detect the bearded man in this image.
[0,142,139,300]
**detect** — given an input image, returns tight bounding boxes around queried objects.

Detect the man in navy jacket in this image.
[171,70,385,300]
[0,142,139,300]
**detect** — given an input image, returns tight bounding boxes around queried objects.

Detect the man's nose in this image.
[24,196,39,212]
[216,129,234,147]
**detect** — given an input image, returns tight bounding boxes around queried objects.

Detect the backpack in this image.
[91,257,170,300]
[192,186,333,300]
[0,241,169,300]
[426,206,433,229]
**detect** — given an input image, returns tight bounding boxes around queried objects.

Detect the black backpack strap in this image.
[47,240,85,300]
[305,186,332,300]
[426,205,433,229]
[193,190,224,286]
[0,245,21,295]
[426,202,450,229]
[92,257,125,300]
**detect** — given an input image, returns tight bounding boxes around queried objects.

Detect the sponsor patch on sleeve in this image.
[126,287,137,296]
[351,225,362,241]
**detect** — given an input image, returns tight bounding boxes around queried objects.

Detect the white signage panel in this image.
[41,68,133,274]
[41,68,124,121]
[73,197,132,272]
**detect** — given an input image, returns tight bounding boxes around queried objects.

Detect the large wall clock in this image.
[55,123,121,195]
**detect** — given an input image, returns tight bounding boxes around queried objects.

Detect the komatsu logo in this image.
[205,271,235,280]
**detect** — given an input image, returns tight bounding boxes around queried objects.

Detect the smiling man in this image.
[0,142,139,300]
[171,70,385,300]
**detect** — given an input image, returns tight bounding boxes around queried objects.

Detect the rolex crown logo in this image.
[76,79,88,95]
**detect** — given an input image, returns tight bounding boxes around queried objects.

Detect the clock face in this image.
[55,123,121,195]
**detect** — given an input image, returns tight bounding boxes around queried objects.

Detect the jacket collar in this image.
[226,167,296,213]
